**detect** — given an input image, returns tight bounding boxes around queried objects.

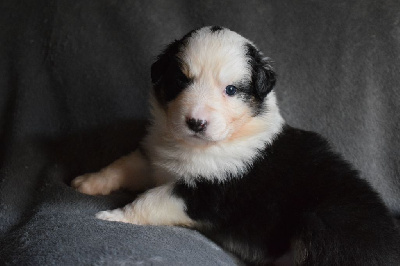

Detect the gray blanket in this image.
[1,0,399,265]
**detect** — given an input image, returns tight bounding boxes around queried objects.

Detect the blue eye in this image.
[225,85,237,96]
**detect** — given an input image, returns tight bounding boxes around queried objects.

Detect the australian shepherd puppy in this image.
[72,26,400,265]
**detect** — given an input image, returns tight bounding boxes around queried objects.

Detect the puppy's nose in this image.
[186,118,207,133]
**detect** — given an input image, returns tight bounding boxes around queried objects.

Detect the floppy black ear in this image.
[150,56,166,85]
[254,59,276,99]
[151,40,181,85]
[246,43,277,100]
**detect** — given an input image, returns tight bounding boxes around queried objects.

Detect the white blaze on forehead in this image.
[180,28,252,86]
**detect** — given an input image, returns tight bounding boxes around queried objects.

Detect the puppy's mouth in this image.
[185,129,231,146]
[175,130,223,147]
[187,132,215,144]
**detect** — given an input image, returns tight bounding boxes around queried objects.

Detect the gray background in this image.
[1,0,399,265]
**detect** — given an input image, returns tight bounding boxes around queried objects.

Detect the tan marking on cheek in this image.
[219,96,253,137]
[166,92,191,122]
[224,105,265,141]
[228,118,266,141]
[181,63,193,80]
[167,100,181,120]
[163,95,188,142]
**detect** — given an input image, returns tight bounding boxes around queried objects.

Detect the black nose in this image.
[186,118,207,133]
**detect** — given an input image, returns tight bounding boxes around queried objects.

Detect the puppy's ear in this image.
[247,43,277,100]
[254,58,276,99]
[151,56,166,85]
[151,40,181,85]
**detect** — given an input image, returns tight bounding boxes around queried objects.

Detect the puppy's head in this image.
[150,26,278,146]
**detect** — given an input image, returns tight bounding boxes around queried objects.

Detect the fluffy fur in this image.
[72,27,400,265]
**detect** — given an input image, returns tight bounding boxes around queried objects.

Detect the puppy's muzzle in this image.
[186,118,208,133]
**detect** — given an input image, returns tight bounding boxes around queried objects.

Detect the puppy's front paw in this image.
[71,173,114,195]
[96,209,129,223]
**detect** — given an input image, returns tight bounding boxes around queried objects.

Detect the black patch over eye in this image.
[162,64,191,102]
[225,85,237,96]
[176,69,190,87]
[151,36,194,107]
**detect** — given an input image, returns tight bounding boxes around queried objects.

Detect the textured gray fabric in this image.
[0,0,399,265]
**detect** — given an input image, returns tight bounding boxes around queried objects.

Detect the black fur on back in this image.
[173,126,400,265]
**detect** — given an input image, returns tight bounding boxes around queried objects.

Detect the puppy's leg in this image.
[96,184,195,227]
[71,150,152,195]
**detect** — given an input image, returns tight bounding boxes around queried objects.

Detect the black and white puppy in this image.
[72,26,400,265]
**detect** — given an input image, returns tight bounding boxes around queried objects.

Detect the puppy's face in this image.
[151,27,276,146]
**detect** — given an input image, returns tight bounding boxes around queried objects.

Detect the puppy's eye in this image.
[225,85,237,96]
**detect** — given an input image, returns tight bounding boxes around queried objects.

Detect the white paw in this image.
[71,172,113,195]
[96,209,128,223]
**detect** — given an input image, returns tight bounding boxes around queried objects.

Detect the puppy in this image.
[72,26,400,265]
